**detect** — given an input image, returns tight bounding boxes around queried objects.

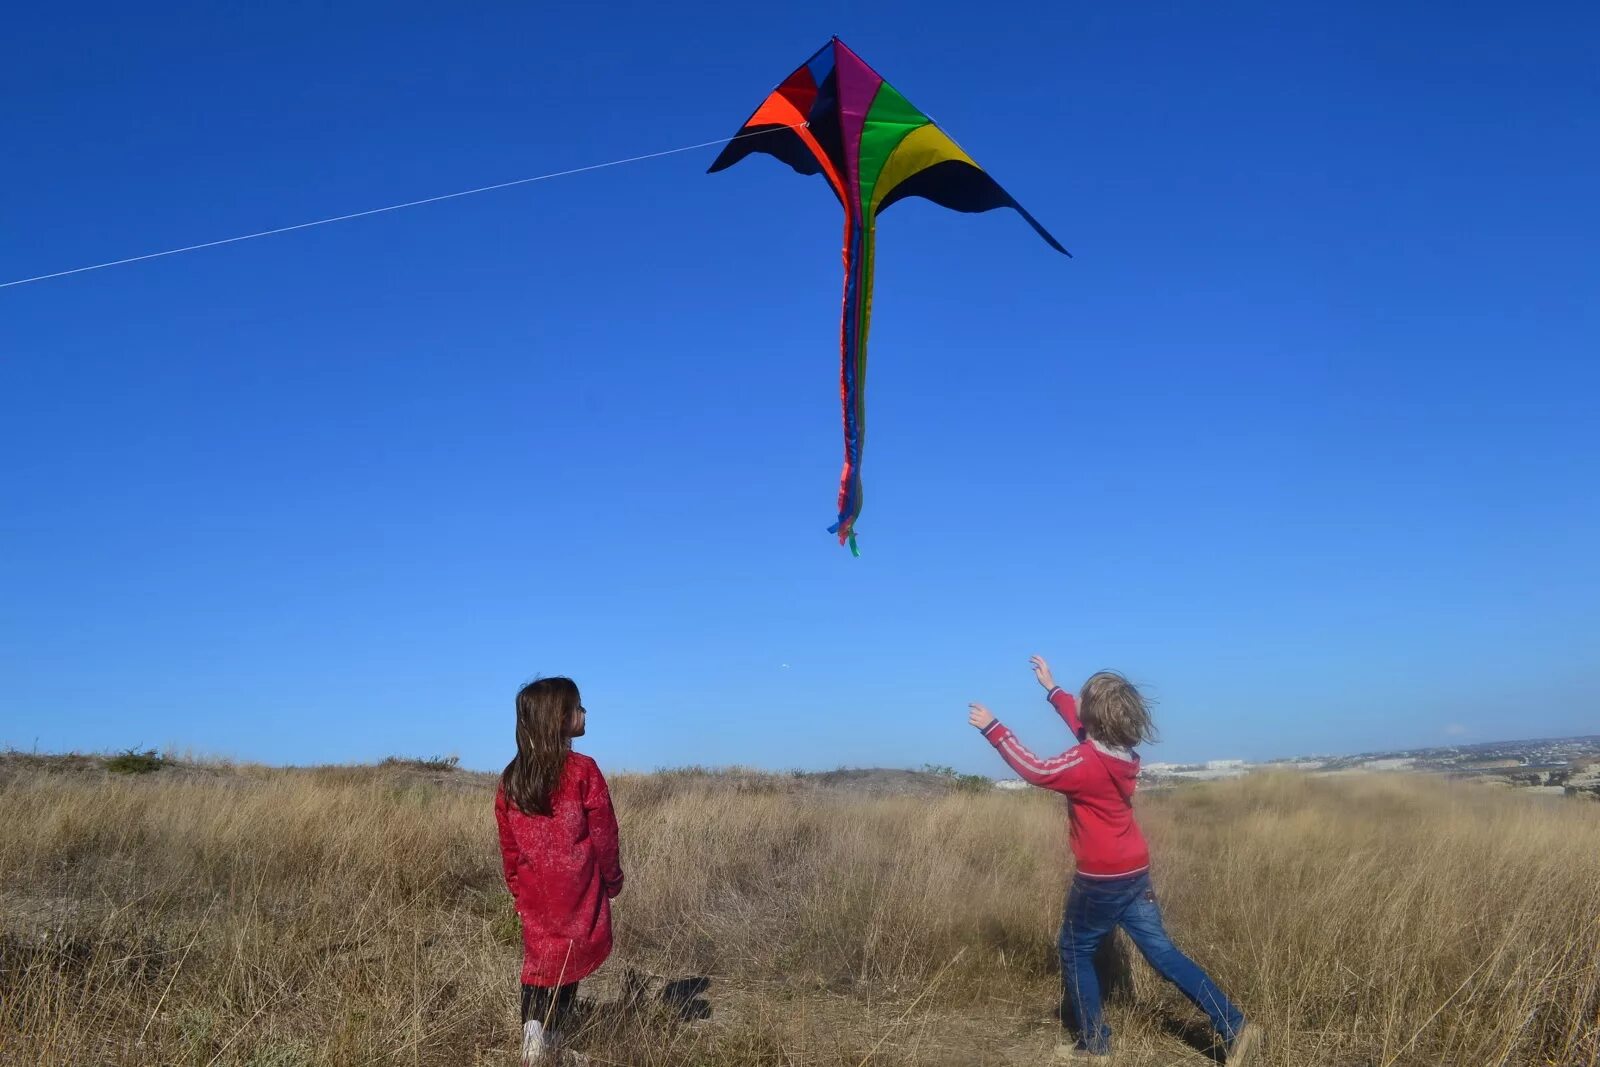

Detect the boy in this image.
[968,656,1262,1064]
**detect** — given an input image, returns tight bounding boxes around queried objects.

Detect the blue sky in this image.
[3,2,1596,773]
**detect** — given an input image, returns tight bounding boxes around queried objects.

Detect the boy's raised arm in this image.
[969,703,1088,792]
[1048,687,1087,742]
[1031,655,1086,741]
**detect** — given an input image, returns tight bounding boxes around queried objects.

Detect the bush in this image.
[378,754,460,772]
[104,748,163,774]
[923,762,992,792]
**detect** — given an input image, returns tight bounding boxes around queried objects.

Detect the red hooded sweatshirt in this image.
[495,751,624,986]
[981,687,1149,880]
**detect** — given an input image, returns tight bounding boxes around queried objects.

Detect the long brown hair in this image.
[502,677,580,815]
[1079,671,1159,750]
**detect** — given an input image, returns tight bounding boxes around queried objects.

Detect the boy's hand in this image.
[1030,655,1056,691]
[968,703,996,730]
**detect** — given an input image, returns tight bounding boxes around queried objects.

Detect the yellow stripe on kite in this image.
[869,124,978,218]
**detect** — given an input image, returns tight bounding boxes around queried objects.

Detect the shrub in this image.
[104,748,163,774]
[378,754,460,772]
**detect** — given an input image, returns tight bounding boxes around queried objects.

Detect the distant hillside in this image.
[0,751,986,799]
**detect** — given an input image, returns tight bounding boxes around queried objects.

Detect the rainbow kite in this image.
[710,37,1068,554]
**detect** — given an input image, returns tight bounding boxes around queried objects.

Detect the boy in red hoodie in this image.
[969,657,1262,1064]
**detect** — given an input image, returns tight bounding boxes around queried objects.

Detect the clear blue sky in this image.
[3,2,1596,773]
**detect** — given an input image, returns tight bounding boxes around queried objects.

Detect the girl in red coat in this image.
[495,677,624,1065]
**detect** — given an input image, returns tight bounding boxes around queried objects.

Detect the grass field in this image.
[0,756,1596,1065]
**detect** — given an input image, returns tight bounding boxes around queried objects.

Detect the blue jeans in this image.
[1059,871,1245,1054]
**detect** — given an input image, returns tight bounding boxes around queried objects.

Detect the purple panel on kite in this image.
[831,39,884,213]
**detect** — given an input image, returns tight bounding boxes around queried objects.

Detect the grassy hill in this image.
[1,753,1596,1065]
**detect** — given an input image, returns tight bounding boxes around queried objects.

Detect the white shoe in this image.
[520,1019,548,1066]
[1225,1022,1264,1066]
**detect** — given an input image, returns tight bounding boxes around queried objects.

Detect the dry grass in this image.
[0,758,1596,1066]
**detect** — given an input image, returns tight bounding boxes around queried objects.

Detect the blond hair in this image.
[1079,671,1158,750]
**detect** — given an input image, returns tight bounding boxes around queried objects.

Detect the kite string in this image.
[0,123,807,291]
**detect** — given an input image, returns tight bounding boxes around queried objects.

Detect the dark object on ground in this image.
[662,976,713,1021]
[623,969,713,1022]
[1158,1016,1227,1064]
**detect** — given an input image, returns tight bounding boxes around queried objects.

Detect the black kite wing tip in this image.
[1014,207,1071,258]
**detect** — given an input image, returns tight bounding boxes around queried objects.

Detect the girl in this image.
[968,657,1262,1065]
[496,677,624,1066]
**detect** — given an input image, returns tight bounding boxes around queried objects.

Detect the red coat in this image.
[980,687,1151,880]
[494,752,624,986]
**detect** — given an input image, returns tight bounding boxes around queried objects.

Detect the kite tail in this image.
[829,217,873,556]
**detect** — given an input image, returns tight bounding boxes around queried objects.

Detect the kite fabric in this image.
[710,36,1068,555]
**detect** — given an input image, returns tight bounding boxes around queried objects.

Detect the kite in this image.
[710,36,1068,554]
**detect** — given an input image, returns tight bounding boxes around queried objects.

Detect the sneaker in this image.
[520,1019,548,1066]
[1225,1022,1264,1066]
[1053,1041,1112,1061]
